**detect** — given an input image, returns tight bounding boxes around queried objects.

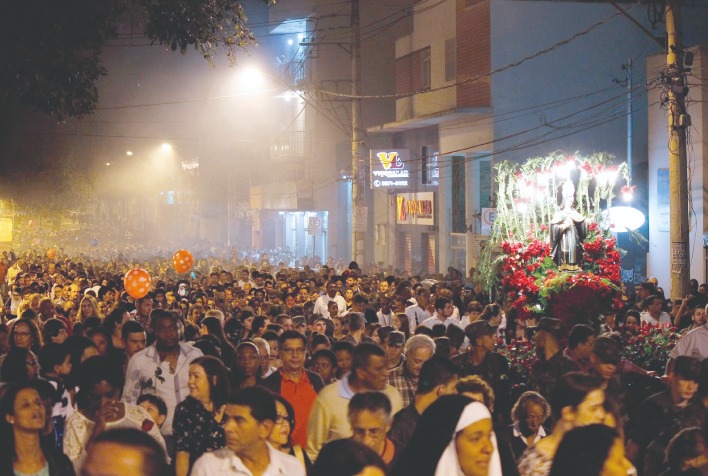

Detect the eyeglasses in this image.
[275,414,293,425]
[281,347,306,355]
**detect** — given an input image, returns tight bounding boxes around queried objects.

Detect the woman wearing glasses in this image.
[269,394,312,472]
[0,318,41,381]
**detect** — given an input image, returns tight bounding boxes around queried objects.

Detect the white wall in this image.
[647,46,708,289]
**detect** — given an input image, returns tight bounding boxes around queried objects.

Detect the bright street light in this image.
[161,143,172,152]
[238,67,266,93]
[126,150,133,156]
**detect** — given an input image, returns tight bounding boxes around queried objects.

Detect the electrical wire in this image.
[314,3,641,100]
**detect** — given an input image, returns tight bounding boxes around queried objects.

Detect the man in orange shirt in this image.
[261,330,324,447]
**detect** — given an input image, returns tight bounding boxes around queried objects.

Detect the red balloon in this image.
[124,268,152,299]
[172,250,194,274]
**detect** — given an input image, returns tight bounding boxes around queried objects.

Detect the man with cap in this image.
[451,321,511,422]
[384,331,406,370]
[292,316,308,335]
[308,314,328,336]
[527,317,579,400]
[626,356,705,471]
[589,335,623,382]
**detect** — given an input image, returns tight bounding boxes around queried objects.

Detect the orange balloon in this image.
[172,249,194,274]
[124,268,152,299]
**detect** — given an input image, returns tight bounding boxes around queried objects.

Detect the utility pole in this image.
[351,0,365,265]
[624,58,633,179]
[666,0,690,301]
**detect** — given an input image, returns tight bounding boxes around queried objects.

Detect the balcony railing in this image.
[271,130,305,159]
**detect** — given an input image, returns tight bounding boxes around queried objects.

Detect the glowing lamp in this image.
[601,206,645,232]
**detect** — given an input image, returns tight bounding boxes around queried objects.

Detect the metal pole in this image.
[666,0,690,301]
[625,58,633,180]
[351,0,365,265]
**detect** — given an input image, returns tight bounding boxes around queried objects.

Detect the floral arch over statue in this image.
[479,152,630,329]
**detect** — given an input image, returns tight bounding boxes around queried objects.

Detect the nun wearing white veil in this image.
[390,395,503,476]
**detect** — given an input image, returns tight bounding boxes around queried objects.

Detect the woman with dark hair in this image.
[480,303,503,326]
[42,319,68,345]
[549,424,632,476]
[518,372,607,476]
[85,326,113,357]
[9,318,42,355]
[223,316,243,347]
[622,309,641,332]
[199,316,235,366]
[332,315,347,340]
[365,323,382,344]
[247,315,269,339]
[308,333,331,355]
[0,384,75,476]
[312,439,387,476]
[63,356,166,472]
[238,310,255,340]
[102,307,131,350]
[391,395,502,476]
[230,340,262,389]
[309,349,337,384]
[393,313,411,340]
[64,335,99,389]
[268,394,312,472]
[1,347,38,385]
[173,355,229,476]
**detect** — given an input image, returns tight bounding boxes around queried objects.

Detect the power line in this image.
[314,3,640,100]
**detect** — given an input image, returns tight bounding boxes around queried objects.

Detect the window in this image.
[421,48,431,90]
[451,156,466,233]
[422,147,439,186]
[445,38,456,82]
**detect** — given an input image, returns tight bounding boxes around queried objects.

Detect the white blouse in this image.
[63,402,166,473]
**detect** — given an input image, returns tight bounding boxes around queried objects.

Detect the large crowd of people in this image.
[0,248,707,476]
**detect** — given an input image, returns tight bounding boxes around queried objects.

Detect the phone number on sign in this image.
[373,180,408,187]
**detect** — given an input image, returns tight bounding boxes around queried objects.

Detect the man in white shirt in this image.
[123,310,203,437]
[666,312,708,374]
[377,296,395,327]
[640,295,672,325]
[313,280,346,319]
[404,287,433,331]
[191,387,305,476]
[419,297,461,329]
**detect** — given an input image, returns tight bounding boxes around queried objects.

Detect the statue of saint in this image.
[550,179,587,271]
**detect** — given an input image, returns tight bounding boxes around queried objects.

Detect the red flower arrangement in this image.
[500,221,621,327]
[619,322,682,373]
[496,338,538,389]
